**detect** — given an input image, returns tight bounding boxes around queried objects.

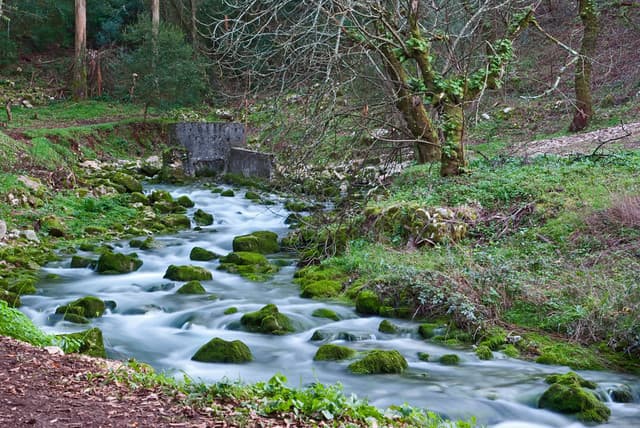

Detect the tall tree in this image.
[569,0,599,132]
[72,0,87,100]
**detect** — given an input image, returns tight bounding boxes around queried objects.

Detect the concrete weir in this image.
[171,122,274,179]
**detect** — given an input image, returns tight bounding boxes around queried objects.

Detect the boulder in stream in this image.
[538,371,610,423]
[311,308,340,321]
[240,304,294,335]
[218,251,279,281]
[70,255,96,269]
[355,290,381,315]
[56,327,106,358]
[191,337,252,363]
[164,265,213,281]
[176,280,206,294]
[111,172,143,193]
[55,296,107,324]
[232,231,279,254]
[348,350,407,374]
[189,246,219,261]
[314,344,356,361]
[378,319,398,334]
[193,209,214,226]
[96,251,143,274]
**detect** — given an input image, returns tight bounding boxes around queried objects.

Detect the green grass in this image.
[0,300,53,347]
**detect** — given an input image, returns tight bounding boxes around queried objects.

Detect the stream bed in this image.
[20,184,640,427]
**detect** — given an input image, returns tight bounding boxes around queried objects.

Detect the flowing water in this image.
[20,185,640,428]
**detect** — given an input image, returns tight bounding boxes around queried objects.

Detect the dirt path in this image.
[512,121,640,157]
[0,336,307,427]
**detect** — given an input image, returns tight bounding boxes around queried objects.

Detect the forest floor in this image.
[0,336,309,427]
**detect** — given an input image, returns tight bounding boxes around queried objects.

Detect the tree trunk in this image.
[191,0,198,48]
[72,0,87,100]
[440,102,466,177]
[151,0,160,103]
[151,0,160,40]
[569,0,599,132]
[379,46,441,163]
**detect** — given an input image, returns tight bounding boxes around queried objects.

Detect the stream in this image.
[20,184,640,427]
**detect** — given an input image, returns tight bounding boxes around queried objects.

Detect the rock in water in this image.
[191,337,252,363]
[164,265,213,281]
[96,251,143,274]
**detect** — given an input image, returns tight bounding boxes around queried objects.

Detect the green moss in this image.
[293,266,344,286]
[218,251,279,281]
[245,191,261,200]
[301,280,342,299]
[70,255,95,268]
[176,195,195,208]
[111,172,143,193]
[232,231,279,254]
[129,237,157,250]
[538,375,610,423]
[311,308,340,321]
[164,265,213,281]
[56,328,106,358]
[189,247,219,261]
[176,281,206,294]
[348,350,408,374]
[502,344,520,358]
[0,300,52,346]
[220,189,235,197]
[475,345,493,360]
[55,296,106,322]
[0,289,21,307]
[41,216,67,237]
[355,290,381,315]
[96,251,143,274]
[478,327,507,351]
[609,385,634,403]
[129,192,148,204]
[193,209,214,226]
[240,304,294,335]
[220,251,268,266]
[378,320,398,334]
[285,200,311,212]
[314,344,356,361]
[224,307,238,315]
[191,337,252,363]
[418,323,439,339]
[417,352,430,362]
[439,354,460,365]
[160,214,191,230]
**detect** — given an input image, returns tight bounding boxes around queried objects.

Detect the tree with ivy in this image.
[569,0,599,132]
[199,0,537,176]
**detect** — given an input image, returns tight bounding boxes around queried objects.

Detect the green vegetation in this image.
[164,265,213,281]
[189,247,218,261]
[240,304,294,335]
[55,296,107,324]
[191,338,253,363]
[538,372,610,422]
[314,344,356,361]
[232,231,279,254]
[96,251,143,274]
[176,281,206,295]
[311,308,340,321]
[348,350,408,374]
[439,354,461,366]
[218,251,279,281]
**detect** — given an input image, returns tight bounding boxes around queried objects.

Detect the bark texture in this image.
[72,0,87,100]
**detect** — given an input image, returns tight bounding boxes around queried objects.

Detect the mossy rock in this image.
[245,191,261,200]
[439,354,460,365]
[538,373,610,423]
[160,214,191,230]
[70,255,95,269]
[176,281,206,294]
[240,304,294,335]
[191,337,252,363]
[111,172,143,193]
[84,225,107,235]
[193,209,214,226]
[502,344,520,358]
[221,251,268,266]
[149,190,173,203]
[224,307,238,315]
[220,189,235,197]
[311,308,340,321]
[609,385,634,403]
[355,290,381,315]
[417,352,430,362]
[418,323,439,339]
[154,201,186,214]
[5,279,37,295]
[475,345,493,360]
[189,247,219,261]
[96,251,143,274]
[56,327,106,358]
[314,344,356,361]
[300,280,342,299]
[130,192,149,204]
[78,242,97,251]
[164,265,212,281]
[378,320,398,334]
[129,237,157,250]
[232,231,279,254]
[478,327,507,351]
[348,350,407,374]
[56,296,106,322]
[41,216,67,237]
[285,200,311,212]
[293,266,343,286]
[176,195,195,208]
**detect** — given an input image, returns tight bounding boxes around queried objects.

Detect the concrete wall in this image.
[171,122,273,179]
[228,147,274,179]
[172,123,245,176]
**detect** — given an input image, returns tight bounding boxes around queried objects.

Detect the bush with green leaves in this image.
[120,19,207,109]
